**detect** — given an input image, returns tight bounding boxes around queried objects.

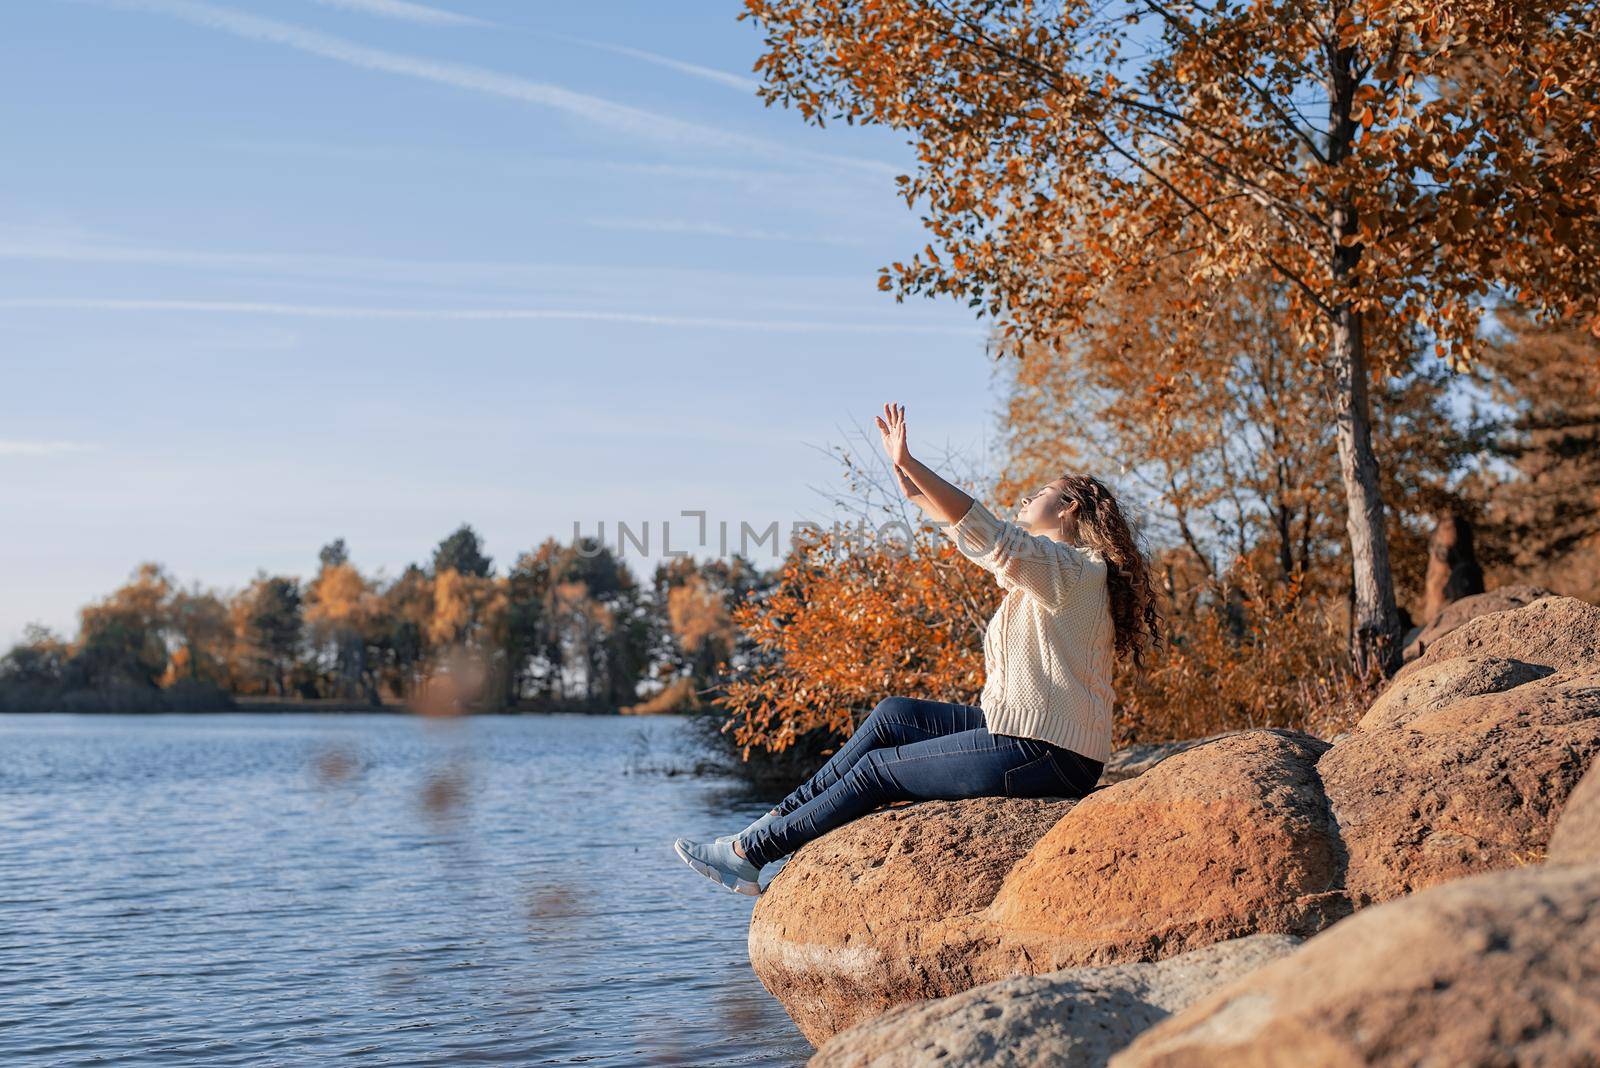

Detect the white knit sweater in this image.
[938,496,1116,763]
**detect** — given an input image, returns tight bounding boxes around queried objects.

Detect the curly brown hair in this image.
[1055,474,1164,670]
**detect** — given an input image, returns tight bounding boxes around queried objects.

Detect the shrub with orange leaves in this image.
[1116,552,1385,746]
[717,518,1000,759]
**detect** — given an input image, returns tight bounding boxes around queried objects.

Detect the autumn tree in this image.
[165,583,232,684]
[432,523,493,579]
[427,566,509,705]
[644,555,767,710]
[0,625,70,691]
[304,541,382,704]
[742,0,1600,669]
[71,562,174,689]
[716,438,1004,757]
[232,573,303,696]
[719,524,996,757]
[1003,263,1476,613]
[428,569,501,652]
[1468,307,1600,599]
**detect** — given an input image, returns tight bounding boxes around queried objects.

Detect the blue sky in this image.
[0,0,1010,645]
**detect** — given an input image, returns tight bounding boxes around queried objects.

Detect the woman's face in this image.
[1015,478,1076,537]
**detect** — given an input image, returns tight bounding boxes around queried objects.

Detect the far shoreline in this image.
[1,698,691,717]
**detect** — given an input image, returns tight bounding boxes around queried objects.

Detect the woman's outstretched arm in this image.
[878,402,1090,609]
[875,402,973,527]
[898,454,975,527]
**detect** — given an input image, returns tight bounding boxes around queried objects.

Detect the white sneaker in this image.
[674,836,763,896]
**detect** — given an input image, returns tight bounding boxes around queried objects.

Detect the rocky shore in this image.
[748,593,1600,1064]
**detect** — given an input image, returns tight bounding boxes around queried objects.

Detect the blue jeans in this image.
[739,697,1103,867]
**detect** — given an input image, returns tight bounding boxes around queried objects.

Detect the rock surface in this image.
[1321,672,1600,903]
[1395,591,1600,680]
[1323,596,1600,905]
[1401,583,1552,663]
[1110,861,1600,1067]
[1359,654,1552,733]
[1548,758,1600,865]
[990,730,1348,966]
[1094,730,1247,785]
[747,796,1072,1046]
[807,933,1303,1068]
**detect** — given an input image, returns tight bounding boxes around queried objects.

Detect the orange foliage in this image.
[1117,553,1384,745]
[305,562,379,631]
[667,573,734,660]
[742,0,1600,664]
[719,521,998,757]
[743,0,1600,354]
[428,568,506,649]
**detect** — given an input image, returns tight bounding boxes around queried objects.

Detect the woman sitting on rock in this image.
[674,402,1162,895]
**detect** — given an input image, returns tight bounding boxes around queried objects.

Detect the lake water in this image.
[0,713,812,1067]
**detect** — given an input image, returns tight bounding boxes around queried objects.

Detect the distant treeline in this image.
[0,525,775,717]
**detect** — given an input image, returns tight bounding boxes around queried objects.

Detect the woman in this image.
[674,402,1161,895]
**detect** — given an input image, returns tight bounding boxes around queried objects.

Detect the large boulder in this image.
[748,796,1072,1046]
[1401,583,1552,663]
[990,729,1349,966]
[751,730,1350,1047]
[1321,675,1600,905]
[1110,861,1600,1067]
[1395,592,1600,681]
[1322,596,1600,906]
[1359,654,1551,733]
[1548,758,1600,865]
[809,933,1303,1068]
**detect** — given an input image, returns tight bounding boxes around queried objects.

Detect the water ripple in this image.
[0,713,810,1067]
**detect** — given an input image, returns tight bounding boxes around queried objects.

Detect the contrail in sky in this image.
[0,298,982,336]
[310,0,489,28]
[98,0,898,176]
[554,34,761,93]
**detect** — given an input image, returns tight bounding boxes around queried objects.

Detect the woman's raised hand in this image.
[875,402,912,469]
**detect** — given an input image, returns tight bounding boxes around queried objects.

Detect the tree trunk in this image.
[1328,302,1401,672]
[1327,39,1402,674]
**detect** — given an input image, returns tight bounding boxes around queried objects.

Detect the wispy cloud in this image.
[597,161,814,186]
[0,230,872,291]
[99,0,897,175]
[585,217,865,247]
[0,298,980,335]
[0,440,96,457]
[310,0,489,28]
[555,35,759,93]
[215,141,877,197]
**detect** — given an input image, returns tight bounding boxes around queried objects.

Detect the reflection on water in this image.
[0,713,810,1066]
